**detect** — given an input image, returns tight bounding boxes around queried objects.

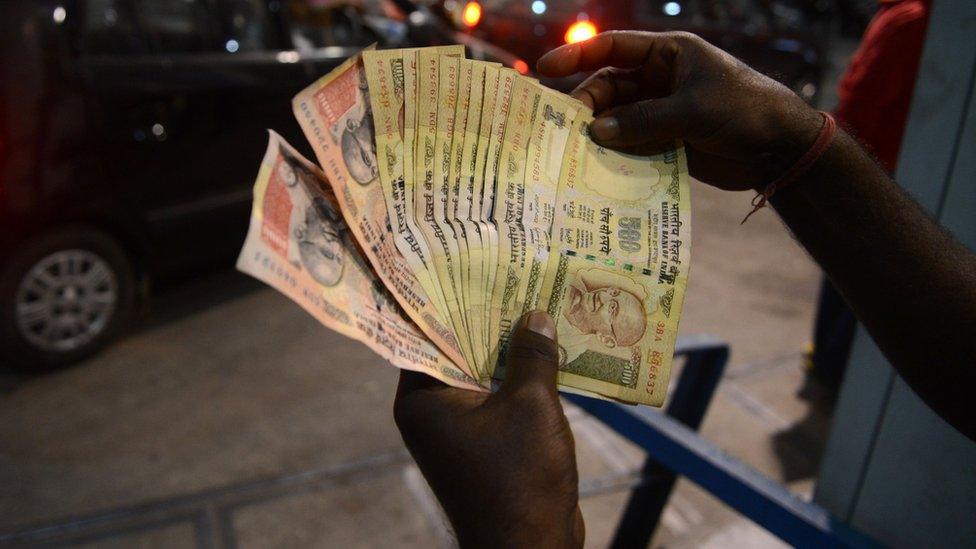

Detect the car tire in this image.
[0,227,136,372]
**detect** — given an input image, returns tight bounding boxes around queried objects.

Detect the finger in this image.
[570,67,643,113]
[395,369,443,400]
[537,30,680,77]
[589,97,689,150]
[498,311,560,397]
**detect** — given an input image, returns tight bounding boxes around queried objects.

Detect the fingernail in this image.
[537,45,570,69]
[591,117,619,141]
[549,44,575,57]
[524,310,556,340]
[570,90,592,109]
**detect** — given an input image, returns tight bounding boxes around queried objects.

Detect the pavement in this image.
[0,181,833,548]
[0,38,860,549]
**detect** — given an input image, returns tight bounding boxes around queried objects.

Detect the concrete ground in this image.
[0,181,831,548]
[0,38,860,549]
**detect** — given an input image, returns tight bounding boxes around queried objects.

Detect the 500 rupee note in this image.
[538,113,691,406]
[480,68,517,365]
[519,90,581,315]
[487,78,541,377]
[361,46,463,345]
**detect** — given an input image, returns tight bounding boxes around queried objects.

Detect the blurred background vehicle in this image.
[6,1,974,548]
[444,0,831,103]
[0,0,522,371]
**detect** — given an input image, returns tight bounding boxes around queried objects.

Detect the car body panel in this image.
[1,0,517,283]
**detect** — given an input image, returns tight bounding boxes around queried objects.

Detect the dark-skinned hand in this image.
[537,30,824,191]
[393,31,830,548]
[394,311,584,548]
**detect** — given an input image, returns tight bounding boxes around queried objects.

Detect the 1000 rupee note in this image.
[237,131,483,391]
[292,52,473,377]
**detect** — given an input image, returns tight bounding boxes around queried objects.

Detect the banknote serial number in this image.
[646,322,667,394]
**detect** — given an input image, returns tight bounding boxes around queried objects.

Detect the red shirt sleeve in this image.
[833,0,930,173]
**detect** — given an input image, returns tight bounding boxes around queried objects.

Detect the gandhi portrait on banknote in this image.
[340,69,379,185]
[279,149,346,287]
[294,197,345,287]
[562,268,648,349]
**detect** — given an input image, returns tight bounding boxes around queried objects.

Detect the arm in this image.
[771,131,976,439]
[538,31,976,440]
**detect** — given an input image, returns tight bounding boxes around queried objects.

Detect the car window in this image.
[216,0,281,52]
[282,1,379,50]
[82,0,280,56]
[81,0,149,55]
[133,0,216,53]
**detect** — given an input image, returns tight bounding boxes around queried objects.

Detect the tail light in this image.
[462,2,482,28]
[513,59,529,75]
[565,20,598,44]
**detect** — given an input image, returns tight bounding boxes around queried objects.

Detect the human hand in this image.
[537,31,824,191]
[394,311,584,548]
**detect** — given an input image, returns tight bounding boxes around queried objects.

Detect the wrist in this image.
[768,127,850,213]
[759,101,824,191]
[741,108,837,223]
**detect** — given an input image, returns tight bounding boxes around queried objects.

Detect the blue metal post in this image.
[568,335,877,548]
[609,336,729,548]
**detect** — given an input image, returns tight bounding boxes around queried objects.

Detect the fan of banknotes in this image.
[236,45,691,406]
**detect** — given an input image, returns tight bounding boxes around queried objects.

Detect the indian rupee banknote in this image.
[277,46,691,405]
[519,88,581,315]
[237,131,483,391]
[292,52,473,378]
[360,46,463,359]
[537,112,691,406]
[410,49,477,374]
[487,77,542,377]
[430,53,474,366]
[480,67,518,368]
[447,58,480,368]
[469,64,502,364]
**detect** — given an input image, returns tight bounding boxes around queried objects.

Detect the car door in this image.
[79,0,374,275]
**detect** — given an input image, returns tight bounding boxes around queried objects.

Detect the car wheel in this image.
[0,228,136,371]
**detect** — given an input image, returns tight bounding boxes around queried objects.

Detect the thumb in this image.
[498,311,560,397]
[590,97,687,151]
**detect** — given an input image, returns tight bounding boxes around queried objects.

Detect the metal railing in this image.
[565,334,877,548]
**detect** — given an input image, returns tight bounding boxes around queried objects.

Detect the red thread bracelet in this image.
[741,111,837,224]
